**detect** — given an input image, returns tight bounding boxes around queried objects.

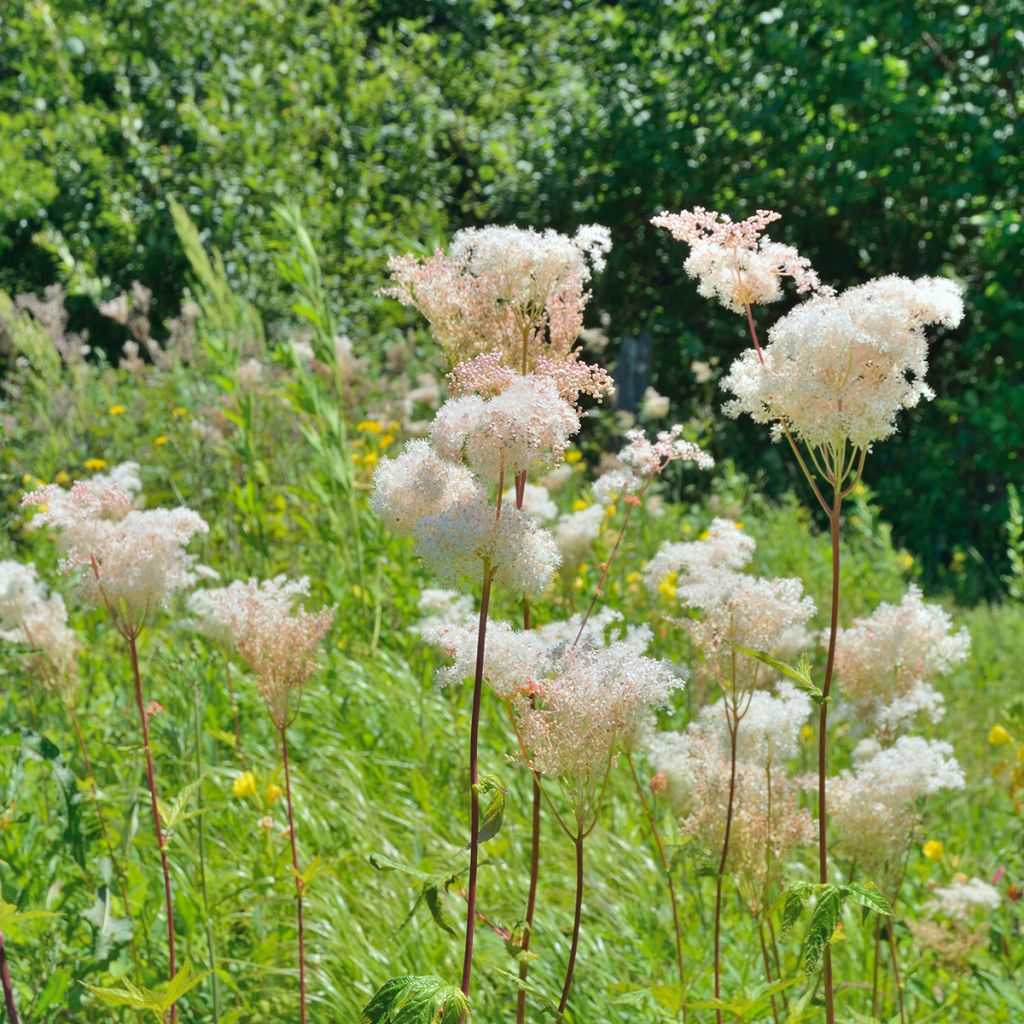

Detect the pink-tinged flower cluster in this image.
[646,520,814,686]
[430,376,579,485]
[190,575,335,728]
[514,640,684,812]
[384,224,611,370]
[646,683,815,900]
[652,207,819,314]
[449,350,614,417]
[372,391,564,598]
[829,735,965,876]
[721,275,965,449]
[0,560,78,700]
[593,425,714,503]
[22,478,208,633]
[831,584,970,733]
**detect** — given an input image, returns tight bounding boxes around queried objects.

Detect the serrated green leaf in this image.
[360,975,470,1023]
[803,885,847,974]
[780,881,816,937]
[844,882,893,918]
[0,901,57,940]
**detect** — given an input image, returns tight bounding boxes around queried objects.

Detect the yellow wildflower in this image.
[108,404,126,416]
[380,433,396,449]
[172,406,187,418]
[682,522,693,535]
[266,783,283,806]
[988,724,1011,746]
[154,435,169,446]
[55,470,70,485]
[900,552,914,570]
[657,572,678,600]
[801,724,814,742]
[698,529,710,541]
[232,771,257,798]
[565,450,582,465]
[357,420,383,434]
[572,499,590,512]
[84,458,108,471]
[605,503,617,518]
[922,840,944,861]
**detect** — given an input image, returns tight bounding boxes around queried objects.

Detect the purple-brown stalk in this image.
[127,633,178,1022]
[280,726,307,1023]
[0,933,19,1024]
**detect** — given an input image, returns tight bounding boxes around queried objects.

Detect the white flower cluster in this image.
[928,877,1001,922]
[504,483,558,523]
[373,375,575,597]
[646,682,815,895]
[651,207,819,314]
[23,478,208,632]
[829,735,965,873]
[553,505,605,570]
[515,640,684,792]
[721,276,965,449]
[422,606,655,696]
[593,425,714,503]
[0,560,78,699]
[430,376,578,485]
[189,575,335,728]
[647,519,815,682]
[411,588,476,634]
[832,585,970,732]
[385,224,611,368]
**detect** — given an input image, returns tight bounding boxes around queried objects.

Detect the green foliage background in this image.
[1,0,1020,597]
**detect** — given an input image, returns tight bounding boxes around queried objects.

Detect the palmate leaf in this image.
[782,881,893,976]
[0,901,57,940]
[803,885,847,974]
[84,961,211,1018]
[360,975,470,1024]
[369,852,465,938]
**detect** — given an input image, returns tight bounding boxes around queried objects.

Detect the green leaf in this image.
[727,643,825,702]
[85,961,211,1018]
[157,776,208,839]
[780,881,816,937]
[470,774,506,849]
[845,882,893,918]
[81,887,133,959]
[0,901,57,940]
[803,885,847,974]
[360,975,470,1023]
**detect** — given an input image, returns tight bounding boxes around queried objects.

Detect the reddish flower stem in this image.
[280,726,307,1024]
[627,753,687,1022]
[817,488,842,1024]
[127,634,177,1022]
[555,832,585,1022]
[459,566,494,1019]
[516,467,543,1024]
[713,716,740,1024]
[0,933,19,1024]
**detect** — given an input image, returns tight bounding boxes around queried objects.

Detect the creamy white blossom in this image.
[832,585,969,732]
[721,276,965,448]
[928,877,1001,922]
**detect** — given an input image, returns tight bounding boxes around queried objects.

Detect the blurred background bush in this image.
[1,0,1020,600]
